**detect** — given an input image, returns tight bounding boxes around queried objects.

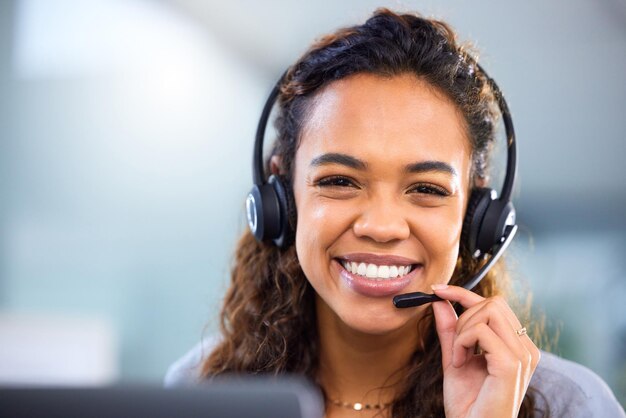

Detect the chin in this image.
[337,302,420,336]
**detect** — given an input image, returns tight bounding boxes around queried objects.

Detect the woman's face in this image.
[292,73,472,335]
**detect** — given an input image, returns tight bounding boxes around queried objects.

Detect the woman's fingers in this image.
[434,286,541,373]
[432,286,526,353]
[457,298,540,371]
[431,283,485,308]
[452,322,522,378]
[451,301,531,370]
[452,319,534,407]
[431,299,459,369]
[432,284,541,402]
[455,294,520,333]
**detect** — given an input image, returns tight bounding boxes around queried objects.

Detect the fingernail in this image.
[431,283,448,291]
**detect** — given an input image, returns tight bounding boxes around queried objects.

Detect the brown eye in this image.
[317,176,358,188]
[410,184,449,196]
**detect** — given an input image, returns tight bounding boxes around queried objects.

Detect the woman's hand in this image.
[431,284,540,418]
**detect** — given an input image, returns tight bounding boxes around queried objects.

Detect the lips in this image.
[340,253,419,265]
[333,256,422,298]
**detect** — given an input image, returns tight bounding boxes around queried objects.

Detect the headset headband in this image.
[252,67,516,205]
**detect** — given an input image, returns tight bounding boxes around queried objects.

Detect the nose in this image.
[352,197,411,243]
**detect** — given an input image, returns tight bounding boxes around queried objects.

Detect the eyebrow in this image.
[310,152,457,177]
[310,153,367,170]
[405,161,457,177]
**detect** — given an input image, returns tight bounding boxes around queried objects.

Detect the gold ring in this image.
[515,326,527,337]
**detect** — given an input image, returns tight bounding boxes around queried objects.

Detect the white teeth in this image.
[389,266,398,278]
[378,265,390,279]
[341,260,415,280]
[357,263,367,275]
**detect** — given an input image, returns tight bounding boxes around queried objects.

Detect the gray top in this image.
[165,337,625,417]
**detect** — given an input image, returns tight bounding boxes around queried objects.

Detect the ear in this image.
[473,175,488,189]
[270,155,284,176]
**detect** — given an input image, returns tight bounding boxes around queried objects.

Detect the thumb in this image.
[432,299,458,369]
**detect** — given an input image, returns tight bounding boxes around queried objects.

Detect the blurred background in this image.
[0,0,624,407]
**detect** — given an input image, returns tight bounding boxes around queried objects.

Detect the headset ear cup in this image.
[281,175,297,246]
[246,185,264,241]
[462,188,494,257]
[268,175,296,248]
[477,199,516,254]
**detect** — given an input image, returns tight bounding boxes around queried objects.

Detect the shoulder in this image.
[530,350,625,418]
[163,335,221,388]
[164,342,625,417]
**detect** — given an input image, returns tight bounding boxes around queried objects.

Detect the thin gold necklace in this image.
[330,398,392,411]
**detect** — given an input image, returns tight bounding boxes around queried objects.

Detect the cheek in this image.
[294,196,352,274]
[413,207,464,274]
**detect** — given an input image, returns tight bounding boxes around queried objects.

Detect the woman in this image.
[165,9,625,418]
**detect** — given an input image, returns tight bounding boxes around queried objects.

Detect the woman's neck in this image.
[316,297,424,407]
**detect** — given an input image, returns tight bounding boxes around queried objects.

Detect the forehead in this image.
[296,73,471,173]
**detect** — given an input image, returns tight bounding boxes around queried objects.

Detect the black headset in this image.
[246,65,518,308]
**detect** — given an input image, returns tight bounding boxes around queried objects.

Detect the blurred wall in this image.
[0,0,268,381]
[0,0,624,407]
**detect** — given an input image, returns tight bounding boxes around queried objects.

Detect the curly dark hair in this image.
[202,8,547,418]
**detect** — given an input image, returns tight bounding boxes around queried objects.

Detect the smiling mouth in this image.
[338,259,419,281]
